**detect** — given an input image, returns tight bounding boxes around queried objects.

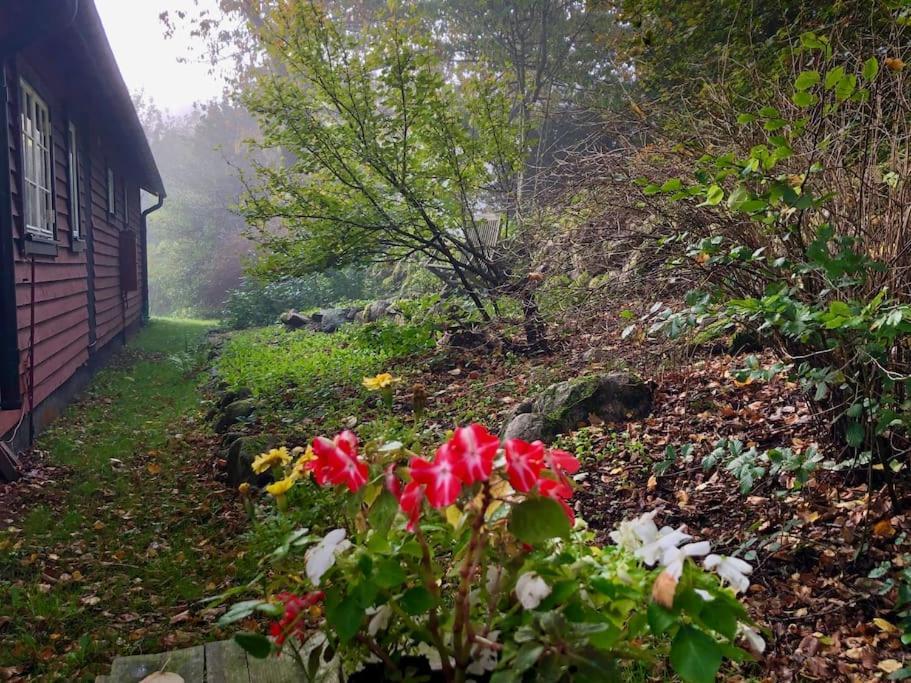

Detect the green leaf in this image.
[825,66,846,89]
[509,497,571,544]
[218,600,266,627]
[647,602,676,635]
[661,178,683,192]
[705,185,724,206]
[670,625,723,683]
[234,632,273,659]
[863,57,880,81]
[846,422,865,448]
[736,113,757,124]
[835,74,857,101]
[792,91,818,108]
[374,558,407,589]
[513,643,545,673]
[400,586,436,615]
[794,70,820,90]
[325,594,363,642]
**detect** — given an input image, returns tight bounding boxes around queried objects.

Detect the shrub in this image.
[619,27,911,482]
[221,425,759,682]
[221,270,373,330]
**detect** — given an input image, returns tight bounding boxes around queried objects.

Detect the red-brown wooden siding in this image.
[0,51,148,437]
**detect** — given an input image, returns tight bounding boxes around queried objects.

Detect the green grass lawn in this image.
[0,318,257,681]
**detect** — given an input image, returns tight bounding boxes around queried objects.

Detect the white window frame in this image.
[67,122,81,240]
[107,167,115,215]
[19,80,55,240]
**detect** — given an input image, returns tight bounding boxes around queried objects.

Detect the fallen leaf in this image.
[877,659,903,674]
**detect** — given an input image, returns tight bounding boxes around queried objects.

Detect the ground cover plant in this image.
[0,320,261,680]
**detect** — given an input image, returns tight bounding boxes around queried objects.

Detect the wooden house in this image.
[0,0,165,468]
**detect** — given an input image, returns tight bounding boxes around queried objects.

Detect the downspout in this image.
[0,61,21,410]
[140,194,164,321]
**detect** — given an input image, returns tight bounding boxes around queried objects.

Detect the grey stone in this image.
[214,398,256,434]
[313,307,358,333]
[502,373,652,443]
[503,412,546,442]
[280,309,309,329]
[364,300,394,322]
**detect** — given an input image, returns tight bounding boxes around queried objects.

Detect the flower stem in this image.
[452,481,491,670]
[415,527,455,683]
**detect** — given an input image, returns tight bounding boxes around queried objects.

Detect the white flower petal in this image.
[739,624,766,654]
[515,572,552,610]
[367,604,392,636]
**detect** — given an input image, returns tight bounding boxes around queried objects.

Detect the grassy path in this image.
[0,319,251,681]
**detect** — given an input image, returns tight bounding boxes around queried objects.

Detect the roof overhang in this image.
[0,0,166,198]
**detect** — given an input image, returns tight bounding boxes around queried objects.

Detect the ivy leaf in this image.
[509,497,571,544]
[670,625,723,683]
[234,632,273,659]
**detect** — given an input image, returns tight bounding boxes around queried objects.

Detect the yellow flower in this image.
[362,373,398,391]
[238,482,251,495]
[292,445,315,479]
[251,447,291,474]
[266,476,296,497]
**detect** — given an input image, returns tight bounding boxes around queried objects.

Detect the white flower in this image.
[636,527,693,566]
[704,554,753,594]
[694,589,714,602]
[660,540,712,579]
[367,604,392,636]
[416,642,444,671]
[738,624,766,654]
[467,631,499,676]
[305,528,352,586]
[609,510,658,551]
[515,572,552,610]
[485,565,504,595]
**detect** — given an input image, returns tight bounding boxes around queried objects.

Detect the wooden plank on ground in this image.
[108,644,205,682]
[204,639,250,683]
[243,651,302,683]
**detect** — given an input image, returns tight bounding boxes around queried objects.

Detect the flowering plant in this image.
[363,372,400,409]
[222,425,760,682]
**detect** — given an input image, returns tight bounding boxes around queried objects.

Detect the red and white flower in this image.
[409,441,463,508]
[503,438,545,492]
[450,424,499,484]
[310,430,368,492]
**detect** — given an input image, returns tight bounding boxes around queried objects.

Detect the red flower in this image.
[504,438,545,492]
[409,442,463,508]
[310,431,368,492]
[269,591,325,646]
[384,463,402,498]
[545,448,580,476]
[450,424,500,484]
[538,478,575,524]
[398,480,424,531]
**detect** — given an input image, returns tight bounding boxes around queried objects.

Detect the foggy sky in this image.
[94,0,225,114]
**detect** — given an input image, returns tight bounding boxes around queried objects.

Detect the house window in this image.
[19,80,54,240]
[67,123,81,240]
[107,167,115,215]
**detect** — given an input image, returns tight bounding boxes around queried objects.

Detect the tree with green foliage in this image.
[238,1,555,347]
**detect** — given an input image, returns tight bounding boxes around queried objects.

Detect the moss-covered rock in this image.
[501,373,652,443]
